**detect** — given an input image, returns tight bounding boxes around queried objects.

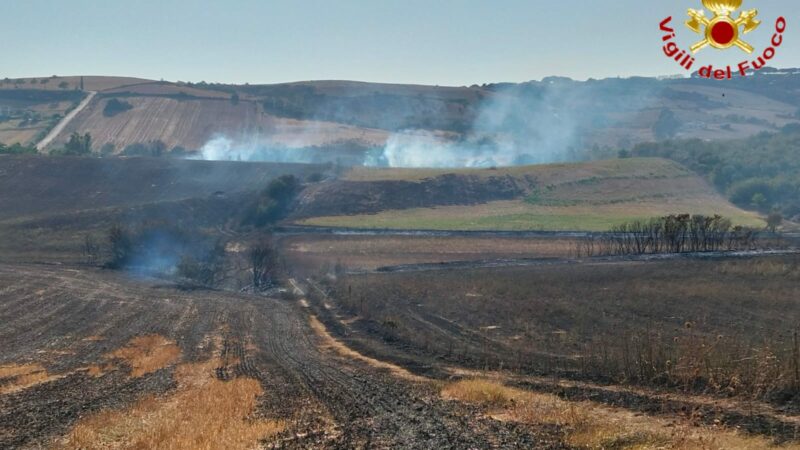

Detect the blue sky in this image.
[1,0,797,85]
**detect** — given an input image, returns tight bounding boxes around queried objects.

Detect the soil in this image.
[0,263,567,449]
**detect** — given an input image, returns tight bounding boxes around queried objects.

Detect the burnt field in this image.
[315,255,800,394]
[296,254,800,442]
[3,154,800,449]
[1,263,562,449]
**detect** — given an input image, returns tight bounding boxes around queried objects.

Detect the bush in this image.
[107,224,133,269]
[242,175,302,227]
[51,132,92,156]
[176,240,227,287]
[0,143,37,155]
[121,141,167,157]
[103,98,133,117]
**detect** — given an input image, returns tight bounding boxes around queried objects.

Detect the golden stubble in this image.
[442,379,800,450]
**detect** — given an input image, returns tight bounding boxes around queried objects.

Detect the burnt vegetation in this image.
[575,214,763,257]
[319,255,800,408]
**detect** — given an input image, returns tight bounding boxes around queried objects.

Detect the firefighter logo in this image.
[686,0,761,53]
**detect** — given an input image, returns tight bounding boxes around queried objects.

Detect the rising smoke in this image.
[195,78,661,168]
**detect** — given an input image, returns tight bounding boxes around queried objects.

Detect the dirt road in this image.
[0,264,562,449]
[36,91,96,151]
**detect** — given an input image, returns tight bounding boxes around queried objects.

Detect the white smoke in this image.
[368,82,584,168]
[193,78,660,168]
[366,131,509,168]
[194,135,319,163]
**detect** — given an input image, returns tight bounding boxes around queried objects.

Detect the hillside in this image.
[1,71,799,161]
[297,158,764,231]
[0,155,323,221]
[630,126,800,221]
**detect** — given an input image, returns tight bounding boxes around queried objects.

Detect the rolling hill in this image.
[296,158,764,231]
[1,70,799,160]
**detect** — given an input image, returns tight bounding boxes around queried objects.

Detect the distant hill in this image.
[1,70,799,160]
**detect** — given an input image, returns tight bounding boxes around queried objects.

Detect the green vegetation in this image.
[103,98,133,117]
[0,142,37,155]
[631,126,800,219]
[51,132,92,156]
[121,140,166,157]
[243,175,302,227]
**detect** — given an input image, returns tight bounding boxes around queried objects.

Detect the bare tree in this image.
[177,239,228,287]
[250,240,276,290]
[83,234,101,265]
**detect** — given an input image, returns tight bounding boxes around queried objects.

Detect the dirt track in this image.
[36,92,96,151]
[0,263,564,449]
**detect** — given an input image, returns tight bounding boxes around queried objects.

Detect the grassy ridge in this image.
[301,158,763,231]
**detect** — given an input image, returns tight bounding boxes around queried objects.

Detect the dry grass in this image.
[283,235,578,273]
[308,314,426,383]
[107,335,181,377]
[0,363,45,379]
[300,196,763,231]
[332,255,800,398]
[344,158,689,182]
[0,363,59,394]
[61,354,283,449]
[443,379,800,450]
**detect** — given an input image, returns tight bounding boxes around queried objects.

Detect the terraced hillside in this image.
[297,158,764,231]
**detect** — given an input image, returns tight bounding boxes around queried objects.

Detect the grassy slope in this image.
[300,158,764,231]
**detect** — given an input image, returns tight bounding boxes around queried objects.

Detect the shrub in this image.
[242,175,302,227]
[103,98,133,117]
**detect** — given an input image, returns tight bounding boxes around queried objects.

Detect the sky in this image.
[1,0,798,86]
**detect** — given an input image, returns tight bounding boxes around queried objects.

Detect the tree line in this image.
[576,214,762,257]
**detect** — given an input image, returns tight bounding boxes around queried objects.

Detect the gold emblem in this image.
[686,0,761,53]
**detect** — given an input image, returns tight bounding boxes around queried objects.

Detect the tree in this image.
[230,93,240,105]
[62,132,92,155]
[243,175,302,227]
[653,108,681,140]
[249,240,276,290]
[83,234,101,265]
[751,192,767,209]
[103,98,133,117]
[767,210,783,233]
[99,143,116,156]
[58,81,69,89]
[107,224,132,268]
[177,240,228,287]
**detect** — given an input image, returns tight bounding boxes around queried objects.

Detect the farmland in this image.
[297,158,764,231]
[51,95,389,153]
[3,73,800,156]
[0,152,797,448]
